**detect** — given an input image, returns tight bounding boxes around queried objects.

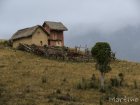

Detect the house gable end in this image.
[32,27,49,46]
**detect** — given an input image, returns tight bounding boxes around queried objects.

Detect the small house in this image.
[11,25,49,48]
[42,21,68,46]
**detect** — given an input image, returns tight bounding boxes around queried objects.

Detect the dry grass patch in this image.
[0,48,140,105]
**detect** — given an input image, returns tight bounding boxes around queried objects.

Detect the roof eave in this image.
[12,35,32,41]
[50,28,68,31]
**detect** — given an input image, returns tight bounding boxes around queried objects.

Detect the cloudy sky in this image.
[0,0,140,62]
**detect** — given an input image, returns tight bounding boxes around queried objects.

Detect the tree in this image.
[91,42,112,92]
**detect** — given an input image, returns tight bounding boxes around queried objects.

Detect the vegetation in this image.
[91,42,112,92]
[0,40,11,47]
[0,47,140,105]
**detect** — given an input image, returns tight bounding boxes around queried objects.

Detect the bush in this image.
[0,84,5,97]
[76,78,88,90]
[25,85,31,93]
[110,77,119,87]
[41,75,47,83]
[99,97,104,105]
[110,73,124,87]
[56,89,61,94]
[91,74,96,81]
[134,80,138,89]
[0,40,11,47]
[76,77,99,90]
[118,73,124,86]
[63,78,67,82]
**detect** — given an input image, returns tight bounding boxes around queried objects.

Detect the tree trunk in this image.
[100,72,105,91]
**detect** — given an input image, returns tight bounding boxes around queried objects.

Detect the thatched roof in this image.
[43,21,68,31]
[11,25,49,40]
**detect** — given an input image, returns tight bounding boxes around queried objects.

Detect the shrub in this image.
[76,77,99,90]
[56,89,61,94]
[134,80,138,89]
[0,84,5,97]
[0,40,11,47]
[118,73,124,86]
[63,78,67,82]
[110,77,119,87]
[110,73,124,87]
[76,82,83,89]
[91,74,96,81]
[25,85,31,93]
[76,78,88,90]
[47,98,53,103]
[99,97,104,105]
[41,75,47,83]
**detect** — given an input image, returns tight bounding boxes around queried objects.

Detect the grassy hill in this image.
[0,39,7,42]
[0,47,140,105]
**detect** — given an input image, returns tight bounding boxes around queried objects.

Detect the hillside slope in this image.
[0,48,140,105]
